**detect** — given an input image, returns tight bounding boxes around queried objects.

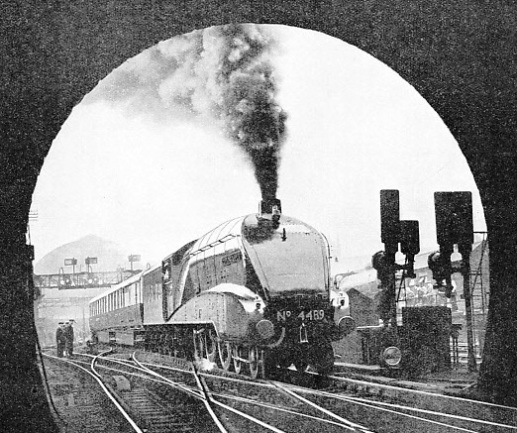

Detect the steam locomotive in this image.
[89,199,355,378]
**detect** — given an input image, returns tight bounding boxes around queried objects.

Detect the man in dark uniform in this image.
[56,322,66,357]
[64,320,74,357]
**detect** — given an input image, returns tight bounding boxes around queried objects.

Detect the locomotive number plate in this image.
[276,309,325,322]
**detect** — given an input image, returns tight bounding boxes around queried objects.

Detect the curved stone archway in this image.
[2,2,517,426]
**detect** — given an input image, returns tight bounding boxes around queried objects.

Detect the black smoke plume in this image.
[214,25,287,200]
[86,24,287,201]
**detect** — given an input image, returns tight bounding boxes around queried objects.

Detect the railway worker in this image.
[56,322,66,357]
[64,320,75,357]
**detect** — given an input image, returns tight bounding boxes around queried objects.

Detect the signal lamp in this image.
[400,220,420,279]
[428,251,454,297]
[372,250,391,288]
[400,220,420,256]
[428,251,446,286]
[381,346,402,368]
[434,192,473,251]
[380,190,400,250]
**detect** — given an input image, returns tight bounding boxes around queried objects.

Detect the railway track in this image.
[42,351,144,432]
[93,351,221,432]
[42,349,517,432]
[129,351,517,433]
[42,351,217,432]
[283,372,517,433]
[132,352,376,432]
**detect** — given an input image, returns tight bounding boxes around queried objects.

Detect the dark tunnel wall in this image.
[2,1,517,426]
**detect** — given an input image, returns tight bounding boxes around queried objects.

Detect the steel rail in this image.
[42,352,143,433]
[211,391,358,431]
[143,354,517,429]
[87,349,517,418]
[131,353,203,400]
[329,393,517,431]
[271,381,375,433]
[89,351,144,433]
[133,353,288,432]
[209,397,287,433]
[328,372,517,412]
[322,392,478,433]
[132,353,230,432]
[191,363,286,433]
[190,364,230,433]
[293,377,517,431]
[133,354,284,432]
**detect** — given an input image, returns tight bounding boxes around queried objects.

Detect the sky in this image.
[30,24,485,273]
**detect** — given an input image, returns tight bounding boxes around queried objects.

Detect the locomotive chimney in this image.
[258,198,282,225]
[259,198,281,215]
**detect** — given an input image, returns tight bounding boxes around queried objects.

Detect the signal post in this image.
[429,192,477,372]
[373,189,477,374]
[374,190,420,329]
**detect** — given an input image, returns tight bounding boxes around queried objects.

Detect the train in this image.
[88,199,355,378]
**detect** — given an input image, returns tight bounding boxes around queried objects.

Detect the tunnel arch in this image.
[3,2,517,426]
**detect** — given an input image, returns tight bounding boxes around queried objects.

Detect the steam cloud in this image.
[88,24,287,200]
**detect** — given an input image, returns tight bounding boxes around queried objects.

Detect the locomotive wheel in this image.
[218,341,232,371]
[205,330,217,362]
[248,346,260,379]
[233,344,243,374]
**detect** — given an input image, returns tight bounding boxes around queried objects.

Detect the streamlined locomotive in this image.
[89,199,354,377]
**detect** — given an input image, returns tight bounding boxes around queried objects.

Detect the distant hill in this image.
[34,235,134,274]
